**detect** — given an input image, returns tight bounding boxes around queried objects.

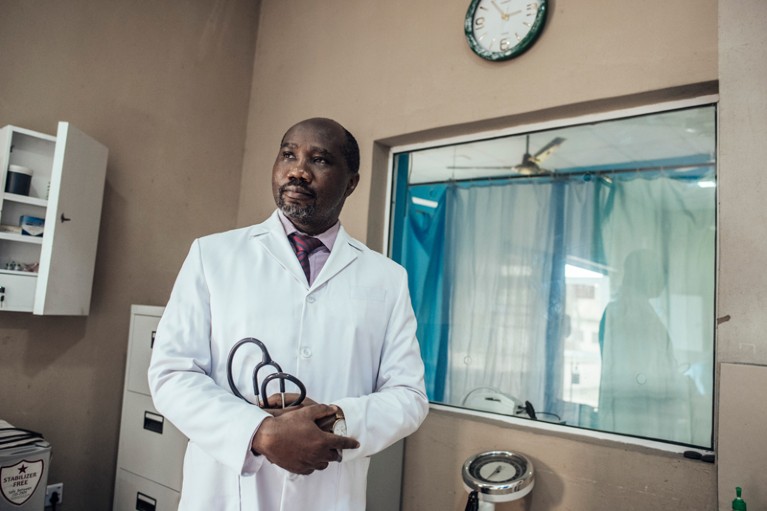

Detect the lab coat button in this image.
[306,295,316,303]
[301,347,312,358]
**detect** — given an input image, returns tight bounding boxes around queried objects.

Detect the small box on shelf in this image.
[19,215,44,237]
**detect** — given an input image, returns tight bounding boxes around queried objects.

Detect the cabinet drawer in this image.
[118,392,186,491]
[113,469,180,511]
[126,312,162,395]
[0,271,36,312]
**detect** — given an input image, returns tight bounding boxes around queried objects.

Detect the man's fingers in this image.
[303,403,338,420]
[330,433,360,450]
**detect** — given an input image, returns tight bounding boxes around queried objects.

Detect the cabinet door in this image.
[34,122,107,315]
[0,272,36,311]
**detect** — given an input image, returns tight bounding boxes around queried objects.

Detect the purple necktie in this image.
[289,233,324,282]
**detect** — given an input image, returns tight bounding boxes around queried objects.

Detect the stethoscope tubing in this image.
[226,337,306,408]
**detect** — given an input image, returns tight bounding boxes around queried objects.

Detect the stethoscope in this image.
[226,337,306,409]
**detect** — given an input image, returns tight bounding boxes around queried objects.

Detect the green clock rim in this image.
[464,0,548,62]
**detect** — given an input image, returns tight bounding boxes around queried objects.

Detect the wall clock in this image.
[464,0,548,62]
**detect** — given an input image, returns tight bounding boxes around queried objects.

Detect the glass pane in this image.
[392,105,716,448]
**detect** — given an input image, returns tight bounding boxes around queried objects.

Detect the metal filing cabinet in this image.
[114,305,186,511]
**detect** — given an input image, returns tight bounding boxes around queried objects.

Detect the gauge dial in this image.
[462,450,535,502]
[475,457,523,483]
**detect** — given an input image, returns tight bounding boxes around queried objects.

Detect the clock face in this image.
[465,0,548,61]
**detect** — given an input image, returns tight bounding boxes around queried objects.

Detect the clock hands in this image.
[490,1,510,20]
[490,1,523,22]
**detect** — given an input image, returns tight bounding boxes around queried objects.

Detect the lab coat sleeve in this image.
[148,239,270,475]
[333,268,429,461]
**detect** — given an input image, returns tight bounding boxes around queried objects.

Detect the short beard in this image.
[277,195,316,224]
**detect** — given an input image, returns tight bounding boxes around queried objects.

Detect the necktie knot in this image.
[289,233,325,282]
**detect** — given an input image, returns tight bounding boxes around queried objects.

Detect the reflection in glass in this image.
[598,249,691,442]
[391,105,716,447]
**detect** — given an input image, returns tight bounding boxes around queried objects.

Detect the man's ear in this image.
[345,173,360,198]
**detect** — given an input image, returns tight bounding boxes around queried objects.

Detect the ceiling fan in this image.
[444,134,566,176]
[513,135,566,175]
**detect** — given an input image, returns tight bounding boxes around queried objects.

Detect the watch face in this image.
[332,418,347,436]
[465,0,547,61]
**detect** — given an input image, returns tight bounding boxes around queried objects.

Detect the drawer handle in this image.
[150,330,156,349]
[143,411,164,434]
[136,491,157,511]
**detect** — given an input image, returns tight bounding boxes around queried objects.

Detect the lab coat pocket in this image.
[281,463,341,511]
[335,457,370,511]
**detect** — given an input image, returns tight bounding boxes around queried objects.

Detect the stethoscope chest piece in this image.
[462,450,534,510]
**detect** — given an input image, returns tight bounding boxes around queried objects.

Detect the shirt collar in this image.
[276,209,340,252]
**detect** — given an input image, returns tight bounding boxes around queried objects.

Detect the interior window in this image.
[389,104,716,448]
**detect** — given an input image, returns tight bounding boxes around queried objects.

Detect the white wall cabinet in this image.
[0,122,107,315]
[114,305,186,511]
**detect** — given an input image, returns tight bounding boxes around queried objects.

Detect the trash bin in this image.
[0,421,50,511]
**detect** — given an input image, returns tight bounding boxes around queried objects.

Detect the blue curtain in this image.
[401,184,449,400]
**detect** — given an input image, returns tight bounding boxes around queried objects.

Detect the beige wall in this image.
[239,0,718,238]
[716,0,767,508]
[243,1,723,510]
[2,0,765,509]
[0,1,258,509]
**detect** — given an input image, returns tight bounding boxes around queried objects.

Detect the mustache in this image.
[279,179,315,197]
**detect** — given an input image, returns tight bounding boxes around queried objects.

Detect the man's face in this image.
[272,119,359,235]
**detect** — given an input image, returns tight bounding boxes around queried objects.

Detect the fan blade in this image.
[532,137,566,164]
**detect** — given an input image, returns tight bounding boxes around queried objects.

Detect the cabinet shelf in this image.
[3,192,48,207]
[0,268,37,277]
[0,232,43,244]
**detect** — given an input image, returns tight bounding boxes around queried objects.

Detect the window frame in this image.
[383,94,719,454]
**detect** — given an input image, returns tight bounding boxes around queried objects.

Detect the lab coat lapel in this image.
[312,226,361,289]
[250,212,307,285]
[250,212,362,288]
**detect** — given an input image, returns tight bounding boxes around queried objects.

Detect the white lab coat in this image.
[148,211,429,511]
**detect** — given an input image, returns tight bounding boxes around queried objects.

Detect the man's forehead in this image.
[284,119,343,139]
[281,125,343,151]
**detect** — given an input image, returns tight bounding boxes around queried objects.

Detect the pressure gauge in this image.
[462,450,535,503]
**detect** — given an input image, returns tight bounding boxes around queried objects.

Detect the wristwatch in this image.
[331,411,346,436]
[316,408,346,435]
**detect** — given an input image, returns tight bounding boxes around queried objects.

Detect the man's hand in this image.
[264,393,342,431]
[252,404,359,475]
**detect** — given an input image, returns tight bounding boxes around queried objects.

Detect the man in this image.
[148,118,429,510]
